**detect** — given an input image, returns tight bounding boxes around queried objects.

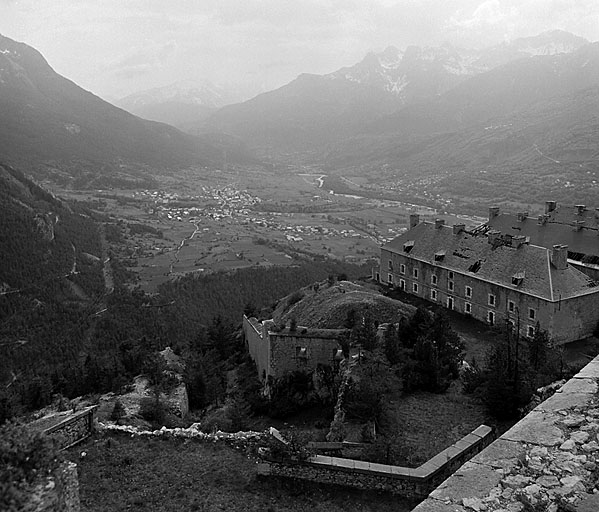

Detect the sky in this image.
[1,0,598,101]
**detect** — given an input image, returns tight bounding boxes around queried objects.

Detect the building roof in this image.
[382,221,599,301]
[488,206,599,260]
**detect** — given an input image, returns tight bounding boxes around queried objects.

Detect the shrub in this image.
[110,399,127,423]
[0,421,61,512]
[139,397,165,427]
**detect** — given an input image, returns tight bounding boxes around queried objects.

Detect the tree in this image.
[383,323,402,365]
[110,399,126,424]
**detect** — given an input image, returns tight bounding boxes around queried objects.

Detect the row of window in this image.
[388,271,537,320]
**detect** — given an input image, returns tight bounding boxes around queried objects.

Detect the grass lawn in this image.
[71,434,419,512]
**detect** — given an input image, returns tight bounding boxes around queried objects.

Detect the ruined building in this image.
[378,213,599,344]
[243,316,346,382]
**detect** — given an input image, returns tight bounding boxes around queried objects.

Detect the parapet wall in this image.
[413,354,599,511]
[42,406,98,450]
[259,425,494,498]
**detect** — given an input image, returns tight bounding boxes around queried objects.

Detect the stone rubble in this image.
[459,403,599,512]
[98,422,266,450]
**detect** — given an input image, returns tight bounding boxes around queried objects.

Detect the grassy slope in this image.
[72,435,418,512]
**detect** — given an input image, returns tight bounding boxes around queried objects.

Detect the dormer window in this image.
[434,251,446,262]
[403,241,415,253]
[512,271,525,286]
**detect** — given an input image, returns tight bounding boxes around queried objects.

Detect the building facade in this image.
[379,216,599,344]
[243,315,346,381]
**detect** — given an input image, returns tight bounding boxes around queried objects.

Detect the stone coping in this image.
[303,424,494,482]
[413,354,599,512]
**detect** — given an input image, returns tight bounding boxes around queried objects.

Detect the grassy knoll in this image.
[72,434,419,512]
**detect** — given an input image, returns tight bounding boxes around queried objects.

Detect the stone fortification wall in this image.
[268,331,342,379]
[244,315,345,380]
[549,293,599,345]
[42,406,98,450]
[243,315,270,380]
[28,461,80,512]
[259,425,494,498]
[414,354,599,512]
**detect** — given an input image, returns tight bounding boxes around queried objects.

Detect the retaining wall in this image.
[259,424,494,498]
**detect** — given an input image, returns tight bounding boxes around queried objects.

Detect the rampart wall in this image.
[259,425,494,498]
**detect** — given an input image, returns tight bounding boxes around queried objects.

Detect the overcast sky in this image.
[1,0,598,101]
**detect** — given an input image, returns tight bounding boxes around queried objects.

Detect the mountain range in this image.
[204,30,588,149]
[0,34,253,188]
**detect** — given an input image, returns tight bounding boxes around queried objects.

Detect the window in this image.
[413,283,419,293]
[527,325,535,337]
[447,297,454,310]
[388,273,394,284]
[388,260,393,270]
[465,286,472,298]
[508,300,515,313]
[431,289,438,301]
[448,281,454,292]
[431,274,438,286]
[464,302,472,314]
[399,279,406,291]
[413,268,419,279]
[400,264,406,275]
[529,308,536,321]
[488,294,496,307]
[448,271,454,279]
[296,347,308,358]
[488,311,495,326]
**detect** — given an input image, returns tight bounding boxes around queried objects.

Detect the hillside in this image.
[0,34,253,188]
[204,30,586,151]
[272,280,415,329]
[322,44,599,210]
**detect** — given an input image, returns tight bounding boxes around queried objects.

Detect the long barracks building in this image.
[378,215,599,344]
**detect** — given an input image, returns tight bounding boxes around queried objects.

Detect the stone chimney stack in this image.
[409,214,420,229]
[551,245,568,270]
[487,230,501,245]
[435,219,445,229]
[575,205,586,216]
[545,201,557,214]
[512,235,527,249]
[453,224,465,235]
[488,207,500,221]
[517,212,528,222]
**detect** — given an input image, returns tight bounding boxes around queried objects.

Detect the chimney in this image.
[551,244,568,270]
[538,214,549,225]
[545,201,557,214]
[517,212,528,222]
[487,230,501,245]
[575,205,586,215]
[503,233,513,246]
[453,223,465,235]
[262,319,275,340]
[512,235,527,248]
[435,218,445,229]
[409,214,420,229]
[488,207,500,221]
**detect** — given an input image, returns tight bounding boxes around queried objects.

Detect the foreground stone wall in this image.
[43,406,97,450]
[414,354,599,511]
[259,425,494,498]
[28,461,80,512]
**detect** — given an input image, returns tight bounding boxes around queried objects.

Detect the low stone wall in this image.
[42,406,98,450]
[260,425,494,498]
